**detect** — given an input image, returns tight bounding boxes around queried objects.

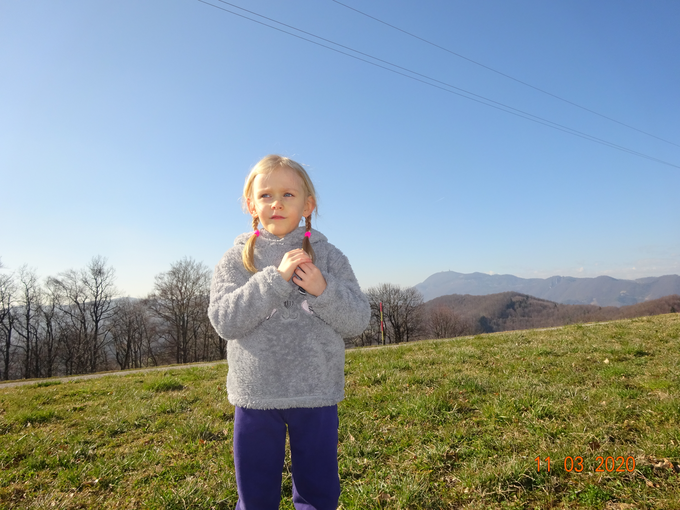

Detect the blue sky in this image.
[1,0,679,298]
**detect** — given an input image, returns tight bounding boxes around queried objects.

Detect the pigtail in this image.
[303,215,315,264]
[242,216,260,273]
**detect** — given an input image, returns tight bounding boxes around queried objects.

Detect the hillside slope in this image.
[423,291,680,334]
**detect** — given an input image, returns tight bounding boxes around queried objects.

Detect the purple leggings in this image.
[233,405,340,510]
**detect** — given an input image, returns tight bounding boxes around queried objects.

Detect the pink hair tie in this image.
[304,231,311,238]
[254,229,260,237]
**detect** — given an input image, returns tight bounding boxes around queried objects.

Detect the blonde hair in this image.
[242,155,318,273]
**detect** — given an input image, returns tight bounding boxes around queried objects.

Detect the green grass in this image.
[1,314,679,509]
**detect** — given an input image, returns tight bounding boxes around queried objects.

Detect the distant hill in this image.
[415,271,680,307]
[422,291,680,335]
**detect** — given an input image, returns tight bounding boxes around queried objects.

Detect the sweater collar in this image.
[234,226,327,247]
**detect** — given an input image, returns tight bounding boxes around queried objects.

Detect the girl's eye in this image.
[260,193,271,198]
[284,193,293,197]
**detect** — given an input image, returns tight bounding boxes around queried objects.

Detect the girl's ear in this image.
[246,197,257,217]
[303,196,315,217]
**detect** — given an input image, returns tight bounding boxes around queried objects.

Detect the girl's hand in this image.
[293,262,327,297]
[278,249,312,282]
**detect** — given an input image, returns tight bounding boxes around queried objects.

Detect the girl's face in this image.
[247,166,315,238]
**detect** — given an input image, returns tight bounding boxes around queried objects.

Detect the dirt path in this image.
[0,360,229,390]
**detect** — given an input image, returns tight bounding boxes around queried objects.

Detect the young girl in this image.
[208,155,370,510]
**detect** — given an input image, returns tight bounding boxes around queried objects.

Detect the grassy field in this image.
[1,314,679,509]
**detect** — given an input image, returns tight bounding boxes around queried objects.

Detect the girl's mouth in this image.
[271,215,284,219]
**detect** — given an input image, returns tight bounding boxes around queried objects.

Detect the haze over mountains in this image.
[415,271,680,307]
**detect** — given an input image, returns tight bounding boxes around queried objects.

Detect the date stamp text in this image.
[535,456,635,473]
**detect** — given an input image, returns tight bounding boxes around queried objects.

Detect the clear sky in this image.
[1,0,679,297]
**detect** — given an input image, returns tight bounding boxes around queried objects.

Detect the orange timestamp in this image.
[535,456,636,473]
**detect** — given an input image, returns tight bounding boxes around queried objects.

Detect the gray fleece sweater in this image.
[208,226,370,410]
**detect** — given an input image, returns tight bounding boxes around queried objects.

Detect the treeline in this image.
[0,257,224,381]
[3,256,678,380]
[348,285,680,348]
[350,283,465,348]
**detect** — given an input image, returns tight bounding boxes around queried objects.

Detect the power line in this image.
[196,0,680,170]
[331,0,680,150]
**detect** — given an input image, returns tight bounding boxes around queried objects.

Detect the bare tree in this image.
[41,279,64,378]
[0,268,17,380]
[47,270,88,375]
[428,305,471,339]
[48,256,117,375]
[347,317,381,347]
[366,284,424,344]
[110,298,158,370]
[82,257,117,371]
[14,266,43,378]
[198,290,227,360]
[148,257,214,364]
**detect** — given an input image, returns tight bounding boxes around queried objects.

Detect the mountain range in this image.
[415,271,680,307]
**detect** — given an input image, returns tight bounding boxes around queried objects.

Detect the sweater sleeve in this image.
[306,248,370,338]
[208,250,292,340]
